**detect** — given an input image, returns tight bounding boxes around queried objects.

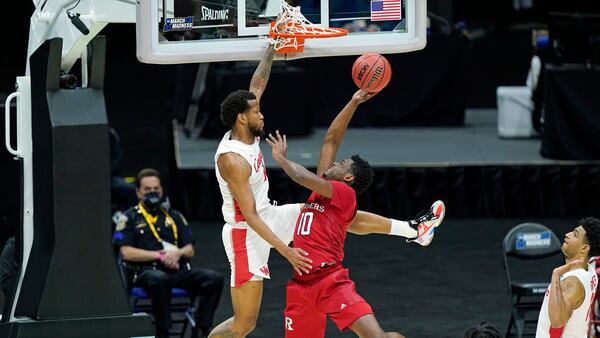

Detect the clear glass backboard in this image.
[136,0,426,64]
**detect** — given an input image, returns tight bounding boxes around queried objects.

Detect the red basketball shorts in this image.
[283,266,373,338]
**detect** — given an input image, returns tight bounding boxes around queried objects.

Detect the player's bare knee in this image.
[232,317,257,335]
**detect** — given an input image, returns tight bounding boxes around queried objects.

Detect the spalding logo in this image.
[357,63,370,81]
[365,66,383,88]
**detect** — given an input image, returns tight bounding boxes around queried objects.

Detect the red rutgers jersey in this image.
[292,180,357,280]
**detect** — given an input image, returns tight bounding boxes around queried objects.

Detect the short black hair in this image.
[581,217,600,258]
[220,90,256,128]
[349,155,374,194]
[463,322,501,338]
[136,168,160,188]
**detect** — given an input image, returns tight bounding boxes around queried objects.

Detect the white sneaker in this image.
[406,200,445,246]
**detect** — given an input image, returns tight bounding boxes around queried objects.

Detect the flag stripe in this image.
[371,0,402,21]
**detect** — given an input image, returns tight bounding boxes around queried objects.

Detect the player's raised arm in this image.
[267,131,334,198]
[249,44,276,102]
[217,152,312,275]
[316,90,377,176]
[547,259,586,327]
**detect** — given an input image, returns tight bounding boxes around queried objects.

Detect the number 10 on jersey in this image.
[297,212,314,236]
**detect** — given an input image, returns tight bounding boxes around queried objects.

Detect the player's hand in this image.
[266,130,288,163]
[352,89,378,104]
[283,247,313,275]
[553,258,585,277]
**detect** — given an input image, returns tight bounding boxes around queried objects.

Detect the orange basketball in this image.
[352,53,392,93]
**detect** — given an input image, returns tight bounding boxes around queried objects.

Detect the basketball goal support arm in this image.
[6,0,152,323]
[25,0,157,76]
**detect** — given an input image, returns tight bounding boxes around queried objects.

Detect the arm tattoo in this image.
[250,64,272,92]
[554,284,561,306]
[250,48,275,93]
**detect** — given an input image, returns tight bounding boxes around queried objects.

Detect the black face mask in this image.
[143,191,164,210]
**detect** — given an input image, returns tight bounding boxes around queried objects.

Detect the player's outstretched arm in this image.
[317,89,377,176]
[249,44,276,103]
[548,259,586,327]
[267,131,334,199]
[217,152,312,275]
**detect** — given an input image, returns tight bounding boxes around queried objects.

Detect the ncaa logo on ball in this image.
[357,64,370,81]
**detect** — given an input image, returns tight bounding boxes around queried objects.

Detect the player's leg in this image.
[284,280,325,338]
[350,200,445,246]
[211,224,266,337]
[209,280,263,338]
[319,268,377,336]
[270,203,303,245]
[350,314,405,338]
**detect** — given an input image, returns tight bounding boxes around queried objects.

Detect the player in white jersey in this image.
[215,129,304,286]
[536,217,600,338]
[210,45,445,338]
[210,45,313,338]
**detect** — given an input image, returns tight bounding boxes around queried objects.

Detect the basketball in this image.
[352,53,392,93]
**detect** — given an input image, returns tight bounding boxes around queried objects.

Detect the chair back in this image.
[503,223,562,260]
[503,222,563,287]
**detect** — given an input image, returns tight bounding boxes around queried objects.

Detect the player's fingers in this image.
[295,247,310,257]
[293,266,302,276]
[283,135,287,147]
[295,255,312,268]
[301,256,312,265]
[569,258,584,266]
[299,265,311,274]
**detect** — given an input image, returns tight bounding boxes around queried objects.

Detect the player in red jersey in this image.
[267,89,445,338]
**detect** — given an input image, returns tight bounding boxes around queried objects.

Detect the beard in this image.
[249,125,265,137]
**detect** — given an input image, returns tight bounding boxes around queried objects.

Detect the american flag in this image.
[370,0,402,21]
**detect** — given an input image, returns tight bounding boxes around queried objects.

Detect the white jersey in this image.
[215,131,270,225]
[536,268,597,338]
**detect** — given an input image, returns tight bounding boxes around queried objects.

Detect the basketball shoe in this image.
[406,200,445,246]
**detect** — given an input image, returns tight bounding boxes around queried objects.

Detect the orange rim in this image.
[269,22,348,39]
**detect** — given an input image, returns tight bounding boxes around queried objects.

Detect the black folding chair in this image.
[503,222,563,338]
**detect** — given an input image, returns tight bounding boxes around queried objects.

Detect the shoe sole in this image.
[419,200,445,247]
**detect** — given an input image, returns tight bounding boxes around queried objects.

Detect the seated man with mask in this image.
[113,168,224,338]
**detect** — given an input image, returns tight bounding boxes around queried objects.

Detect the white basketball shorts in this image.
[222,203,301,287]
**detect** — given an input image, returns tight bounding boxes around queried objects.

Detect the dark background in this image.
[1,1,599,336]
[2,1,597,244]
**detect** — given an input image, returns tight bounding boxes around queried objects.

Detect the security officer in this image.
[113,168,224,338]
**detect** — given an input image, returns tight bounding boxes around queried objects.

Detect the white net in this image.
[259,34,304,53]
[260,0,347,53]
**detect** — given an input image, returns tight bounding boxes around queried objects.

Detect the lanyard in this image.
[137,202,178,246]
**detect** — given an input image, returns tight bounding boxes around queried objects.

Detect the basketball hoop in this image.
[262,1,348,54]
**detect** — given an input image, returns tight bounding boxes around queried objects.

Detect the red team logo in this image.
[253,152,268,181]
[259,265,270,276]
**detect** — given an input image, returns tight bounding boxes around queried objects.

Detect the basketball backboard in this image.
[136,0,427,64]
